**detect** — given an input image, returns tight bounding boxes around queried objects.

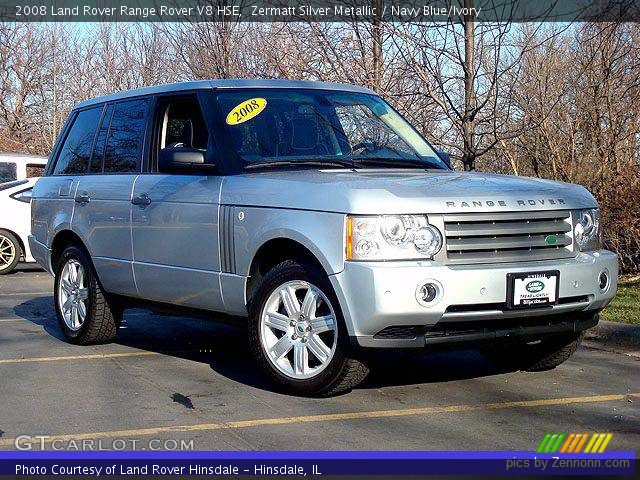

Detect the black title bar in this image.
[2,0,640,23]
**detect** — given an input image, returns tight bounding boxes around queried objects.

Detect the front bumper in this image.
[329,250,618,348]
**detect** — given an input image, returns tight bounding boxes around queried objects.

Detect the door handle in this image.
[75,193,91,204]
[131,193,151,206]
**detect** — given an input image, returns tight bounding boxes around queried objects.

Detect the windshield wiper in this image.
[349,157,437,169]
[245,159,356,170]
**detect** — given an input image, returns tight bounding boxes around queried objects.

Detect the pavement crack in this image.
[171,393,195,409]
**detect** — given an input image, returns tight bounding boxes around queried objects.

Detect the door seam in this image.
[218,178,226,308]
[130,174,140,296]
[69,180,80,227]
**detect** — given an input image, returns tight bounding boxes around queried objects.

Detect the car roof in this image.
[74,79,377,110]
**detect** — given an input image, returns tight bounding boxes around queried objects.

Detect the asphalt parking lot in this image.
[0,267,638,453]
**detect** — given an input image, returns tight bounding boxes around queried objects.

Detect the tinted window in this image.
[0,162,17,183]
[104,99,149,173]
[162,99,208,150]
[216,90,446,171]
[53,107,102,175]
[90,104,113,174]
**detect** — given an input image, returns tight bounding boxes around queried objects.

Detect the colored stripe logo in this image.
[537,433,613,453]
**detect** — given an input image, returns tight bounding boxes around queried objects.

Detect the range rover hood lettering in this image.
[223,170,597,214]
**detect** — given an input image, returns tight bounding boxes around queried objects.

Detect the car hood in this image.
[222,169,597,214]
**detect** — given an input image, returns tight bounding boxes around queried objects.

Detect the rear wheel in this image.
[54,245,118,344]
[248,260,368,396]
[0,231,21,275]
[483,332,583,372]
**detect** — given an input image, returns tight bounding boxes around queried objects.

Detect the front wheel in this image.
[248,260,368,396]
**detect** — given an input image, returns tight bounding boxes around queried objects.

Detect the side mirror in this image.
[437,150,452,169]
[158,148,216,174]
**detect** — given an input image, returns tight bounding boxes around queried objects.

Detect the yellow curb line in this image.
[0,351,160,364]
[1,392,637,447]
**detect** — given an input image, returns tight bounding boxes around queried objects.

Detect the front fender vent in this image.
[220,205,236,274]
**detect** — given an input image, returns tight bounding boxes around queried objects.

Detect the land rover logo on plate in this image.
[509,271,559,308]
[526,280,545,293]
[545,234,558,245]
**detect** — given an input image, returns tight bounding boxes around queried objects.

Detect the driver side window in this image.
[159,96,208,151]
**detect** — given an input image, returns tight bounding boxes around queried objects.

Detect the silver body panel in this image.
[222,170,597,214]
[331,251,617,346]
[30,80,618,350]
[73,175,137,295]
[131,174,224,311]
[30,177,76,250]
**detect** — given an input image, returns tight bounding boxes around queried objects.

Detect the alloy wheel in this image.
[260,280,338,380]
[58,259,89,331]
[0,234,16,271]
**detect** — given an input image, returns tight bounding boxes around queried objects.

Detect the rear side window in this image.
[90,104,113,174]
[53,107,102,175]
[0,162,17,183]
[104,99,149,173]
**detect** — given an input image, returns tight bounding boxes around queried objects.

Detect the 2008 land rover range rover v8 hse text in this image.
[29,80,618,396]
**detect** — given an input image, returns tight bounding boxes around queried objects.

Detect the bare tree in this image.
[389,1,567,170]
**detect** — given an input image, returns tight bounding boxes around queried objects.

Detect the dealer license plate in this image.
[507,271,559,309]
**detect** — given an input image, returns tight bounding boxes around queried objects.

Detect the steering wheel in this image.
[351,140,379,155]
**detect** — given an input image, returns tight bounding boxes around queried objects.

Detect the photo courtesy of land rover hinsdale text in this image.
[29,80,618,396]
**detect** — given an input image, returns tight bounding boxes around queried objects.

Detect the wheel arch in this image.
[50,230,91,272]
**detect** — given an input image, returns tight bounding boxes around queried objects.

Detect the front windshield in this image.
[216,89,448,170]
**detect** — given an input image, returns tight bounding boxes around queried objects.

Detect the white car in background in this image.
[0,178,38,274]
[0,153,47,183]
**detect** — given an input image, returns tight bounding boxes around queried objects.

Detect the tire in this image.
[248,260,369,396]
[0,230,21,275]
[483,332,583,372]
[54,245,118,345]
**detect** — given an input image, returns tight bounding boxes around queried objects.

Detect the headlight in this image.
[346,215,443,260]
[574,208,600,251]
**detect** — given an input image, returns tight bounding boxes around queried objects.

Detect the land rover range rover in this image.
[29,80,618,396]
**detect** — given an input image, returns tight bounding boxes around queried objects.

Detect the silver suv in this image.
[29,80,618,396]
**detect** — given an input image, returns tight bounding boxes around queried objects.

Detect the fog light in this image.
[416,280,442,306]
[420,283,437,302]
[599,271,609,291]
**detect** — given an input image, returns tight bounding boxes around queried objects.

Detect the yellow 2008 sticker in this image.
[226,98,267,125]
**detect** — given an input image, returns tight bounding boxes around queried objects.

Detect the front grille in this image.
[442,210,575,264]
